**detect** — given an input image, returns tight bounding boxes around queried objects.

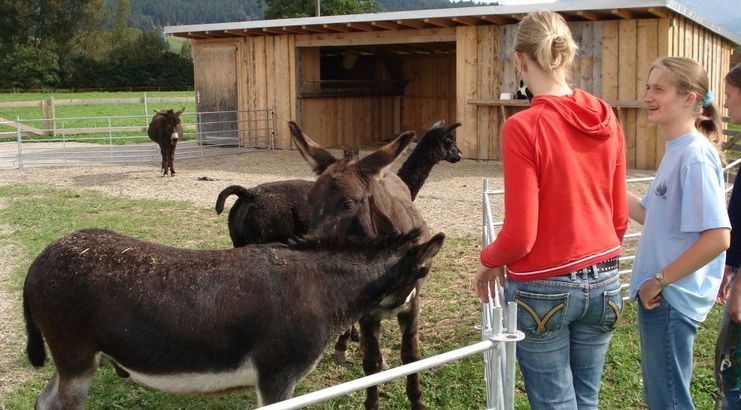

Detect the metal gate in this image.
[0,109,274,169]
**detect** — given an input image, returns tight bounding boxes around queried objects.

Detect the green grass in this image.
[0,91,197,143]
[0,183,726,409]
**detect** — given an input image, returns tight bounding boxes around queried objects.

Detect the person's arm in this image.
[639,228,730,309]
[628,192,645,225]
[612,124,629,240]
[479,118,539,268]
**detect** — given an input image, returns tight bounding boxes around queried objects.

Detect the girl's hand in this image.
[638,278,662,310]
[716,265,736,304]
[472,263,504,302]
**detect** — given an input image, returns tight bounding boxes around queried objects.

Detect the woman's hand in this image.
[716,265,736,304]
[472,263,505,303]
[727,271,741,323]
[638,278,662,310]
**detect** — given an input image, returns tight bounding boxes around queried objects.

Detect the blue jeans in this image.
[505,266,622,410]
[638,296,700,409]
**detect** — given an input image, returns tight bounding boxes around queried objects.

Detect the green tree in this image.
[0,45,60,88]
[261,0,382,19]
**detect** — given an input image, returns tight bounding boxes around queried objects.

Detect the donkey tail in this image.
[215,185,255,214]
[23,286,46,368]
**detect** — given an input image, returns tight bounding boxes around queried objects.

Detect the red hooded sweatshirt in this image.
[480,89,628,281]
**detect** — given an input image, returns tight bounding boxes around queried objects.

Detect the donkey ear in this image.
[357,130,415,178]
[154,109,164,115]
[446,122,462,133]
[175,107,185,116]
[415,233,445,272]
[288,121,337,174]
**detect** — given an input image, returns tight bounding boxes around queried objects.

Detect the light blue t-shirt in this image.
[629,132,730,322]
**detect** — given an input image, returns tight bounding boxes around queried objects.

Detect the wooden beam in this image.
[647,7,668,18]
[295,27,456,47]
[611,9,635,20]
[346,22,376,32]
[187,32,210,39]
[424,18,454,28]
[323,24,351,33]
[452,16,480,26]
[371,21,401,30]
[223,30,250,37]
[509,14,525,21]
[396,19,428,29]
[281,27,306,34]
[576,10,601,21]
[480,15,513,25]
[301,25,332,33]
[261,27,285,35]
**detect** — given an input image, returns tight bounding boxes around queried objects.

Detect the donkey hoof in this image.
[412,402,427,410]
[334,350,347,364]
[380,358,389,370]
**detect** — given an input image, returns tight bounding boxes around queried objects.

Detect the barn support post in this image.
[16,115,22,169]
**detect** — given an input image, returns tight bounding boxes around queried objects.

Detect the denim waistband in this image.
[561,257,619,280]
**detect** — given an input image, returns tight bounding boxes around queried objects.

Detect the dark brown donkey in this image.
[148,107,184,176]
[288,121,433,410]
[23,228,444,409]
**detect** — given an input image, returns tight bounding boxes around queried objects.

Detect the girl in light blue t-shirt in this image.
[627,57,730,409]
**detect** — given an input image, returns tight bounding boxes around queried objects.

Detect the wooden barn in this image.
[165,0,741,169]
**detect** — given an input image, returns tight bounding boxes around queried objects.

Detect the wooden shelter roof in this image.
[164,0,740,46]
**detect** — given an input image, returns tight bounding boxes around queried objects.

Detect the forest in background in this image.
[0,0,482,91]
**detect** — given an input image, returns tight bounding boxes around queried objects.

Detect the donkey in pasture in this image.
[148,107,184,176]
[288,121,433,410]
[23,228,444,409]
[215,121,461,248]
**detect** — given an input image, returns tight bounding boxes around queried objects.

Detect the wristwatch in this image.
[654,270,669,288]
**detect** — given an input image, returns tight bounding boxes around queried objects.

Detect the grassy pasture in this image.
[0,91,197,144]
[0,182,726,409]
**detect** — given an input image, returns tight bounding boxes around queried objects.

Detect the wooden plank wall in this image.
[401,54,456,137]
[464,17,735,168]
[456,24,501,160]
[300,96,400,149]
[236,35,296,149]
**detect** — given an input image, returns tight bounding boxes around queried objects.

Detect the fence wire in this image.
[0,109,274,169]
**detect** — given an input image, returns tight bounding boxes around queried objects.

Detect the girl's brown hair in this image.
[514,10,578,72]
[651,57,725,164]
[727,63,741,89]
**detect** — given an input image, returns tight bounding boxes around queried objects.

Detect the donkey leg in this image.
[397,295,426,410]
[255,375,297,407]
[158,146,167,175]
[334,328,352,364]
[359,316,384,410]
[35,369,95,410]
[168,146,176,176]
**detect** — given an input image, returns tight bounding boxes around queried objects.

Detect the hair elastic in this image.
[703,89,714,108]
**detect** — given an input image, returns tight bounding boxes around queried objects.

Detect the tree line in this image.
[0,0,483,91]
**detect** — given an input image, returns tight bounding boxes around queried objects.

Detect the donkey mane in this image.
[288,228,422,252]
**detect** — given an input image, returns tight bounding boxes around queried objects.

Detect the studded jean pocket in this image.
[514,290,569,340]
[599,287,623,330]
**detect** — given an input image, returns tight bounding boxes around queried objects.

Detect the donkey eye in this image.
[340,200,356,210]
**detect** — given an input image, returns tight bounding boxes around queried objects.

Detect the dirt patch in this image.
[0,242,28,396]
[0,149,505,238]
[0,149,656,238]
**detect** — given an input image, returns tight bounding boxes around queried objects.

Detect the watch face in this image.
[655,271,664,280]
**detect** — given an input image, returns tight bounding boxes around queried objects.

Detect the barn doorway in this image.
[297,42,456,150]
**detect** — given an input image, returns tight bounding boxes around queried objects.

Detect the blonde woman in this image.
[628,57,730,408]
[473,10,628,409]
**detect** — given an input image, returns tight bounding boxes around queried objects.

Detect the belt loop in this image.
[570,271,577,280]
[592,264,600,279]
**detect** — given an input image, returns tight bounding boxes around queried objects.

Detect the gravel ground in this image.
[0,147,504,238]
